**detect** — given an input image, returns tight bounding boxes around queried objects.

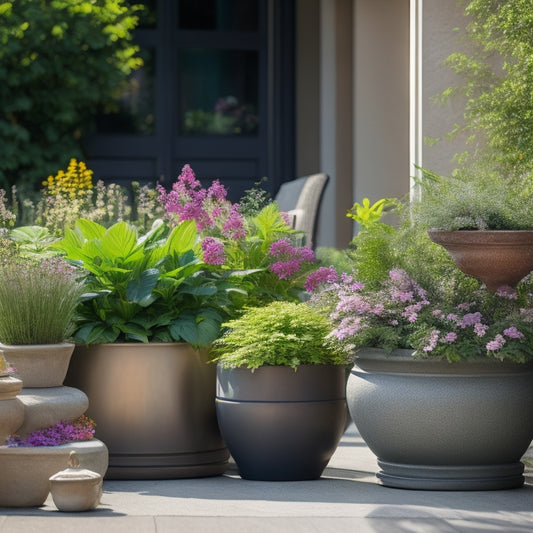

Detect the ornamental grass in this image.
[0,257,84,345]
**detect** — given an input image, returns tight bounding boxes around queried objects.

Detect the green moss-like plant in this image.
[211,301,348,370]
[412,164,533,231]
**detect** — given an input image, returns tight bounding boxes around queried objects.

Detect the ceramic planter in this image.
[0,343,75,388]
[0,440,108,507]
[65,343,229,479]
[428,230,533,292]
[347,348,533,490]
[216,364,347,481]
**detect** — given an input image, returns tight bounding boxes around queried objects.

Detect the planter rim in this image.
[0,342,74,350]
[428,229,533,244]
[75,342,196,348]
[0,439,105,455]
[353,347,533,375]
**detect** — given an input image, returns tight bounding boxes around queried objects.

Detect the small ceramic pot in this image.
[49,452,103,512]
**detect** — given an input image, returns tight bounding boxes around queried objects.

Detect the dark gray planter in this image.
[216,364,347,481]
[347,348,533,490]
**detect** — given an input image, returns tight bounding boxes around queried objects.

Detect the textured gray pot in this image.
[347,348,533,490]
[66,343,229,480]
[216,364,347,481]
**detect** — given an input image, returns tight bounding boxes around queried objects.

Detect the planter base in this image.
[376,460,524,491]
[106,448,230,480]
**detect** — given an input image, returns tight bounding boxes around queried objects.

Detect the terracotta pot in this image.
[216,364,347,481]
[347,348,533,490]
[65,343,229,480]
[428,230,533,292]
[0,343,75,388]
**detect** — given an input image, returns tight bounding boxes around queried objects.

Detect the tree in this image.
[438,0,533,173]
[0,0,142,188]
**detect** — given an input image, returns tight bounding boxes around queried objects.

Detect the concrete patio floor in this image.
[1,424,533,533]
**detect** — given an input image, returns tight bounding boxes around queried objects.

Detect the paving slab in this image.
[1,424,532,533]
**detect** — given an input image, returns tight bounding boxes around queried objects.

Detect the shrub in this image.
[0,0,142,188]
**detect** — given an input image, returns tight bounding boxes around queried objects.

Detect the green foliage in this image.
[438,0,533,170]
[347,198,397,230]
[211,301,348,370]
[412,163,533,230]
[0,0,142,188]
[54,218,234,346]
[0,256,84,344]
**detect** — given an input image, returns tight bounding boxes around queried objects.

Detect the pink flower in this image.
[503,326,524,339]
[486,334,506,351]
[269,259,301,279]
[201,237,225,265]
[305,266,338,292]
[496,286,518,299]
[270,239,296,257]
[442,332,458,343]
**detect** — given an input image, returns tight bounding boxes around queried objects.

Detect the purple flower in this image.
[201,237,225,265]
[305,266,339,292]
[460,312,482,328]
[496,286,518,299]
[474,323,489,337]
[442,332,458,343]
[222,204,246,239]
[270,239,296,257]
[503,326,524,339]
[486,334,506,352]
[269,259,301,279]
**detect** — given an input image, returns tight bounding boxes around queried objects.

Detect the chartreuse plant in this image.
[54,218,236,346]
[211,301,348,370]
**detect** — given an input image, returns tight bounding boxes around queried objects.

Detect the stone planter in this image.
[65,343,229,479]
[0,440,108,507]
[347,348,533,490]
[0,376,24,443]
[216,364,347,481]
[0,343,75,388]
[428,230,533,292]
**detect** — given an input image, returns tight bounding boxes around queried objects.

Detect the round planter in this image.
[428,230,533,292]
[0,343,75,388]
[216,364,347,481]
[347,348,533,490]
[0,376,24,443]
[65,343,229,480]
[0,439,108,507]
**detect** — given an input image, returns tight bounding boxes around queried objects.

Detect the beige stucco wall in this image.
[296,0,469,248]
[421,0,472,176]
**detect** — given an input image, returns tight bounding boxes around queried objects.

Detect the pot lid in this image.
[49,451,102,481]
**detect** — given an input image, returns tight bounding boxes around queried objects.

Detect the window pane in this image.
[178,48,259,136]
[178,0,258,31]
[95,48,156,135]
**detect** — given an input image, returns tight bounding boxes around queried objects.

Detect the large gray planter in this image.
[347,348,533,490]
[66,343,229,480]
[216,364,347,481]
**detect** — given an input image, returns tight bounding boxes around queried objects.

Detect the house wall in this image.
[421,0,472,177]
[296,0,410,249]
[295,0,470,249]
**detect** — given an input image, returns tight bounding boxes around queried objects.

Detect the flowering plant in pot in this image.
[412,162,533,291]
[309,198,533,490]
[0,254,84,387]
[211,301,349,481]
[157,164,319,307]
[53,215,241,479]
